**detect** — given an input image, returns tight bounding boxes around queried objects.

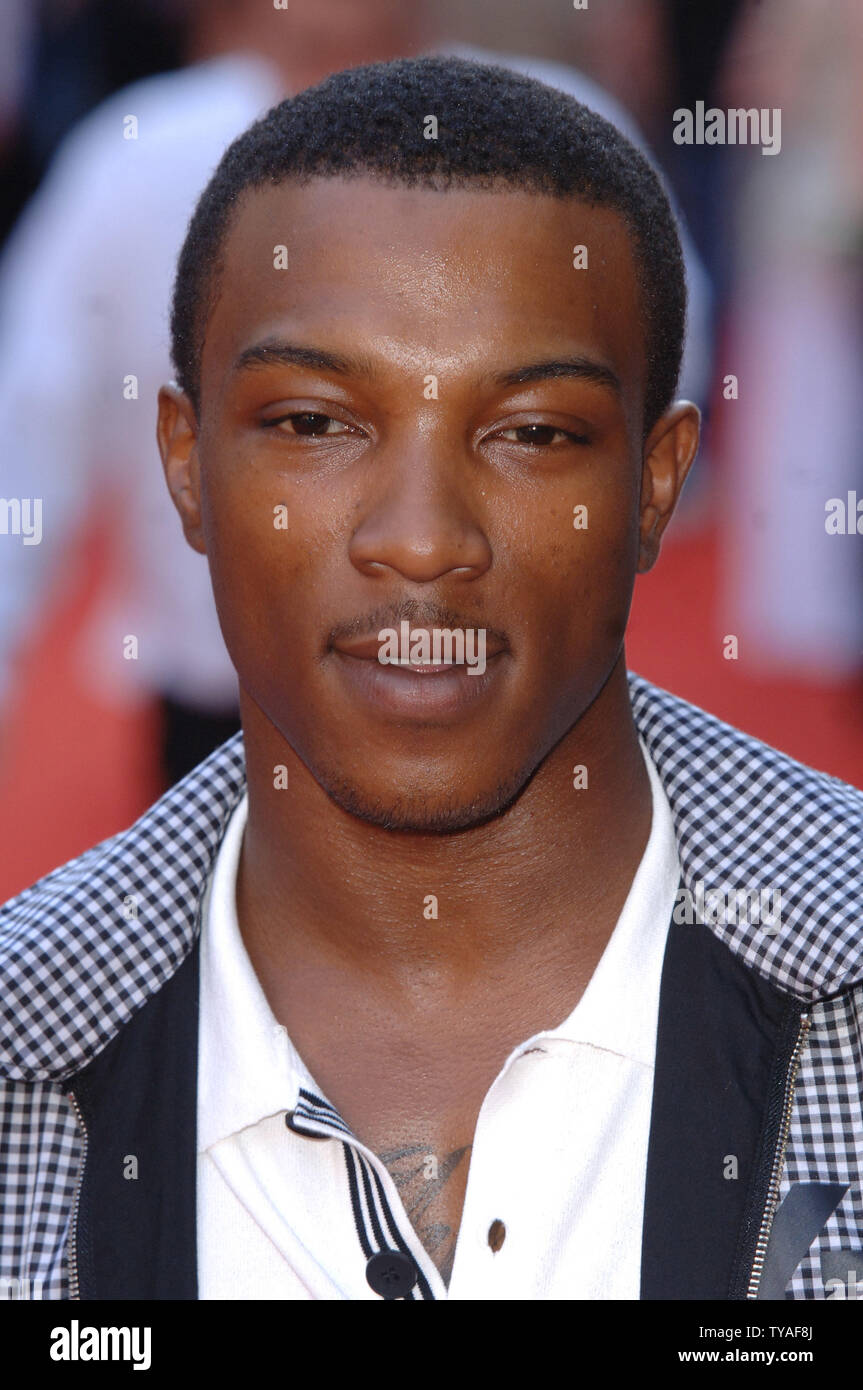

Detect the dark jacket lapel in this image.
[66,941,201,1300]
[66,905,807,1300]
[640,915,806,1299]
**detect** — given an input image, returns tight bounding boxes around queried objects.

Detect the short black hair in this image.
[170,55,686,434]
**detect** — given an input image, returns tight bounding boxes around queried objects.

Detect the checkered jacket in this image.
[2,673,862,1300]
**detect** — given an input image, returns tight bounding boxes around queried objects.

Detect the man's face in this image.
[159,177,695,831]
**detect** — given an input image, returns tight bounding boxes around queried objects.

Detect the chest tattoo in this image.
[378,1141,472,1287]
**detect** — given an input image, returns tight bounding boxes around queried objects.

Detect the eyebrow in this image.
[491,355,622,396]
[232,340,621,397]
[231,341,375,378]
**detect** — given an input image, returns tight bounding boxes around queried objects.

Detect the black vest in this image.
[66,912,812,1300]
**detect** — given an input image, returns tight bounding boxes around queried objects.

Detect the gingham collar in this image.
[1,673,861,1083]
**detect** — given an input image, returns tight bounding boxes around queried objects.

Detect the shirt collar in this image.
[533,738,680,1067]
[197,792,315,1151]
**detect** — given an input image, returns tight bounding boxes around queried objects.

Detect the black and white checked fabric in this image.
[2,673,862,1299]
[628,678,863,1299]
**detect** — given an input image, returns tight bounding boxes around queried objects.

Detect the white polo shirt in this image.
[196,742,680,1300]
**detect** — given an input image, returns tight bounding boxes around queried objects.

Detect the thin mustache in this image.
[328,601,509,650]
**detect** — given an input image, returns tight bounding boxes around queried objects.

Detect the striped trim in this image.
[343,1144,433,1300]
[289,1088,354,1140]
[292,1089,434,1299]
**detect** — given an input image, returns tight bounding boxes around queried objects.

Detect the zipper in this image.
[745,1012,810,1300]
[65,1089,88,1301]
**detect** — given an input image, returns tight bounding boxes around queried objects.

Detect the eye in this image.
[264,412,353,437]
[496,424,587,447]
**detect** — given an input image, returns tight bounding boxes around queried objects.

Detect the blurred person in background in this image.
[0,0,38,242]
[0,0,185,243]
[717,0,863,681]
[658,0,748,313]
[0,0,711,793]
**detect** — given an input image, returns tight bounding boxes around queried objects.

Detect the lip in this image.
[328,644,508,723]
[333,630,507,663]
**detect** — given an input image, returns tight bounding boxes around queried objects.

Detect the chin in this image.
[314,765,532,835]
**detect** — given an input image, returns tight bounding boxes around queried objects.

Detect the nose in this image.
[348,432,492,584]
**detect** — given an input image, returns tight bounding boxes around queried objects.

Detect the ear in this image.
[157,383,206,555]
[637,401,700,573]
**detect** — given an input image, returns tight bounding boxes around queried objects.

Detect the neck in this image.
[235,656,652,997]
